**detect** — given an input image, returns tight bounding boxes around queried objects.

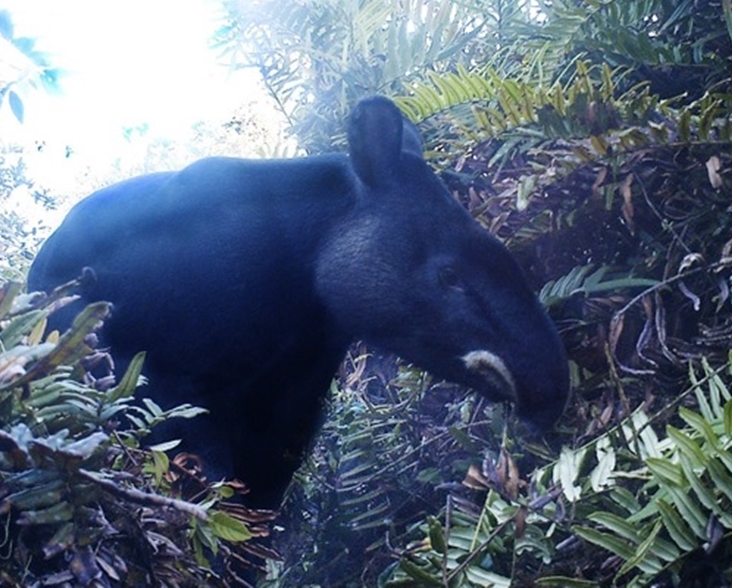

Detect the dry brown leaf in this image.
[462,463,490,490]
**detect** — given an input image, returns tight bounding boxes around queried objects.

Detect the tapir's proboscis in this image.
[28,96,569,510]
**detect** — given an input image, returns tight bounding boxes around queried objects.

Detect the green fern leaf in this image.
[678,455,724,516]
[665,486,707,538]
[706,458,732,510]
[646,458,684,487]
[573,526,635,560]
[588,512,641,543]
[725,399,732,436]
[657,499,698,551]
[678,407,719,448]
[666,426,707,465]
[616,519,665,577]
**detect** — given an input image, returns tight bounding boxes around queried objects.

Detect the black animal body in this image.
[28,96,569,509]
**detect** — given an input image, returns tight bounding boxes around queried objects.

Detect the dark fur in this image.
[28,97,569,509]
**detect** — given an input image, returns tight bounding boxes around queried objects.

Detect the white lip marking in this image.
[462,350,517,403]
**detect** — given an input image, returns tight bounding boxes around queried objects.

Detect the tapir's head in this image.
[317,96,569,431]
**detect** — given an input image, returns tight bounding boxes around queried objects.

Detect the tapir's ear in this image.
[348,96,416,187]
[400,118,424,157]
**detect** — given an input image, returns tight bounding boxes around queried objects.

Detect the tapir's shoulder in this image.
[67,153,354,223]
[179,153,348,172]
[174,154,354,195]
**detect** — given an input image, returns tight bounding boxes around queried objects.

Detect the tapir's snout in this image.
[463,341,570,432]
[462,350,518,403]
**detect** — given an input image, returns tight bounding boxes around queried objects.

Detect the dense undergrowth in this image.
[0,278,277,587]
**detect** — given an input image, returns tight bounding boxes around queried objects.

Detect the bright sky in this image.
[1,0,264,225]
[3,0,254,142]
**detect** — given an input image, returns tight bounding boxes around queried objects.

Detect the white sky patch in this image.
[1,0,269,228]
[3,0,257,150]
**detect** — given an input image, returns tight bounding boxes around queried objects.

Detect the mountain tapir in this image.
[28,96,569,509]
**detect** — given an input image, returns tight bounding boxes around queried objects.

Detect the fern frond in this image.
[571,359,732,585]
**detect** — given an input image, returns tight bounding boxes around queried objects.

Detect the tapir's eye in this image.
[438,266,464,291]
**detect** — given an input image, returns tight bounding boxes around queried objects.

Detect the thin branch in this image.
[77,468,209,521]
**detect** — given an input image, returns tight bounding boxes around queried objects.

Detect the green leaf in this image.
[190,516,217,561]
[590,437,616,491]
[149,450,169,485]
[125,413,147,430]
[208,510,253,542]
[464,567,511,587]
[616,519,664,576]
[165,404,207,420]
[517,175,537,211]
[0,309,48,348]
[349,500,391,529]
[589,135,608,156]
[339,488,388,507]
[0,344,56,391]
[108,351,146,401]
[449,426,479,452]
[657,499,697,551]
[426,516,446,554]
[691,381,718,424]
[539,265,593,306]
[646,458,684,487]
[666,486,707,538]
[589,512,641,543]
[573,526,634,559]
[141,397,163,417]
[698,99,719,141]
[0,281,23,319]
[43,522,76,558]
[554,446,585,501]
[702,357,731,405]
[706,458,732,507]
[339,461,375,483]
[148,439,180,453]
[666,426,707,465]
[579,277,659,295]
[678,455,717,512]
[399,559,443,586]
[608,486,641,514]
[535,578,599,587]
[3,302,111,392]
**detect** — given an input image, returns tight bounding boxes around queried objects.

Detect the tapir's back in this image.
[29,171,171,291]
[31,156,350,288]
[28,155,354,375]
